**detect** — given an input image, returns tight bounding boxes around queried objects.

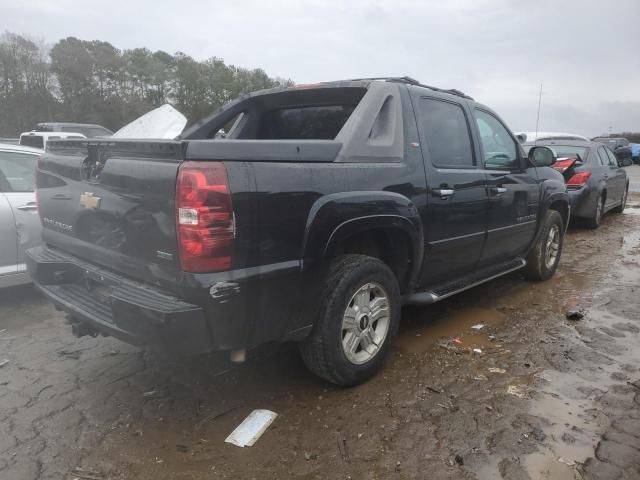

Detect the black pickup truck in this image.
[27,77,569,386]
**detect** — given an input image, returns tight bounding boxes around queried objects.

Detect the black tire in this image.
[584,193,604,229]
[522,210,564,281]
[299,254,401,386]
[612,185,628,213]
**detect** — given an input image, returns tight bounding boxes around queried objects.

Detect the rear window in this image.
[198,86,367,140]
[20,135,44,149]
[61,126,87,135]
[88,128,111,137]
[257,105,356,140]
[523,144,588,161]
[547,145,589,161]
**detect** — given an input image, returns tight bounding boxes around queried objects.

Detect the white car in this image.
[19,131,86,150]
[0,143,43,288]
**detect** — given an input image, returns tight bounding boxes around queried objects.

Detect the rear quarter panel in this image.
[225,159,425,348]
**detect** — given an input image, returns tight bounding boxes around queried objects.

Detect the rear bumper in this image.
[567,186,595,218]
[26,245,213,355]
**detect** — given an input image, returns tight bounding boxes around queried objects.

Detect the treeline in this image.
[615,132,640,143]
[0,32,291,136]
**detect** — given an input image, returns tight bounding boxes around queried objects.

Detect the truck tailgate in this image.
[37,140,184,288]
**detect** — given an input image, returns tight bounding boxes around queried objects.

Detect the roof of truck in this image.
[0,142,43,154]
[36,122,111,129]
[20,131,86,139]
[345,76,474,100]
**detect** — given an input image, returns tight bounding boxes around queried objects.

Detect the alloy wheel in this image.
[545,224,560,269]
[341,282,391,365]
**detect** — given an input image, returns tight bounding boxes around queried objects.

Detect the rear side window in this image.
[605,148,618,166]
[257,105,355,140]
[417,98,474,168]
[20,135,44,149]
[0,151,39,192]
[597,147,609,166]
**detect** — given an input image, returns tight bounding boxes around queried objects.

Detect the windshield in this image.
[19,135,44,149]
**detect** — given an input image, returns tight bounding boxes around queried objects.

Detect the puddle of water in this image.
[614,228,640,285]
[395,306,506,352]
[524,452,576,480]
[529,370,607,459]
[514,301,640,479]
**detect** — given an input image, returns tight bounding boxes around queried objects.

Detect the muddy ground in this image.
[2,191,640,480]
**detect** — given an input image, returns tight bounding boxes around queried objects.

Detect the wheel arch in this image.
[528,191,570,253]
[301,191,423,293]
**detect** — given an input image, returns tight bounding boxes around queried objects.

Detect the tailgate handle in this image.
[17,203,38,211]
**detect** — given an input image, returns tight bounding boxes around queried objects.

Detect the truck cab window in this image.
[474,110,518,169]
[257,105,355,140]
[417,98,474,168]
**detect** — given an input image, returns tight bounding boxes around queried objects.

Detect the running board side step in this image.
[403,258,526,306]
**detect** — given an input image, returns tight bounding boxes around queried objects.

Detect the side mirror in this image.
[620,158,633,167]
[528,146,556,167]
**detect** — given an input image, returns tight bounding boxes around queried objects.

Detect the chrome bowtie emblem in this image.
[80,192,101,209]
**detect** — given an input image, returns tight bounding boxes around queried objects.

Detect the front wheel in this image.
[522,210,564,281]
[299,254,401,386]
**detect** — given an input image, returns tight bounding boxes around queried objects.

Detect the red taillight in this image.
[553,158,577,173]
[176,161,234,273]
[567,171,592,188]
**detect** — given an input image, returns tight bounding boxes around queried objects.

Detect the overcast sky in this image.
[3,0,639,136]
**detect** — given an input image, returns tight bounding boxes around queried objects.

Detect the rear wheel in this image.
[523,210,564,281]
[612,185,628,213]
[299,254,400,386]
[585,193,604,229]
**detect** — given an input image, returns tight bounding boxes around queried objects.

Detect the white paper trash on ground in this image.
[225,409,278,447]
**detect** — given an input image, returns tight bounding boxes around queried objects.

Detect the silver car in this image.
[0,143,42,287]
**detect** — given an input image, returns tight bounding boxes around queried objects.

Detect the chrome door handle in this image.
[432,188,455,197]
[490,187,507,195]
[17,204,38,211]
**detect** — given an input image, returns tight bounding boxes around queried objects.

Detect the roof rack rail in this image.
[348,76,474,100]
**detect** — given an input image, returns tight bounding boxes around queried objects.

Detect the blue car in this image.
[631,143,640,164]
